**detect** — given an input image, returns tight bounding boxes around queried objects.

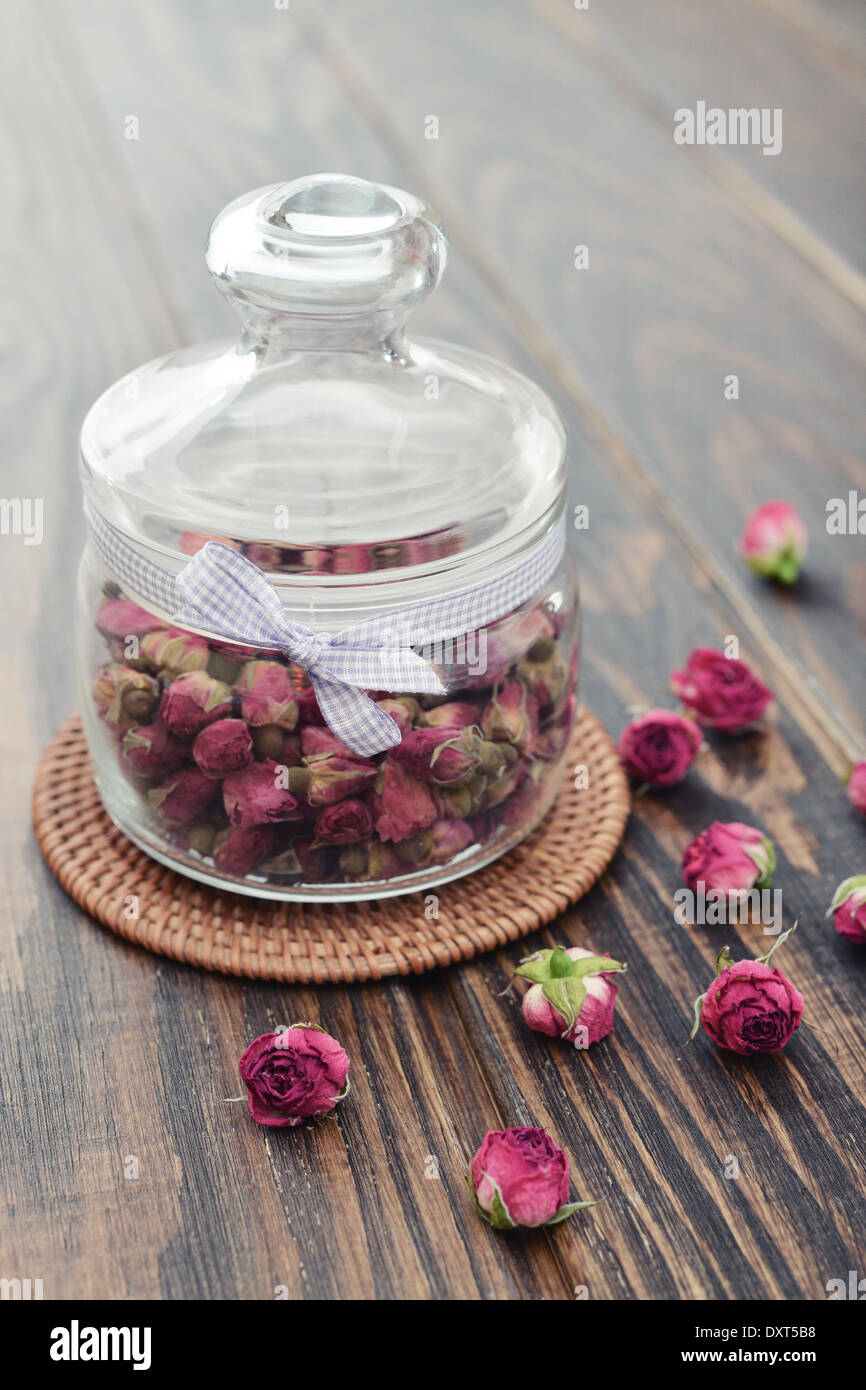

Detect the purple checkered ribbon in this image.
[85,502,566,756]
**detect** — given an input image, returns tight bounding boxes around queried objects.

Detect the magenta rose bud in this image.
[419,701,479,730]
[235,660,299,729]
[223,759,302,829]
[847,762,866,817]
[740,500,808,584]
[515,946,625,1046]
[238,1024,350,1128]
[314,798,373,845]
[689,926,804,1054]
[429,819,475,864]
[393,725,484,787]
[213,824,274,876]
[147,766,219,824]
[296,682,326,725]
[375,698,417,736]
[122,722,187,778]
[682,821,776,894]
[160,671,232,739]
[618,708,702,786]
[303,747,378,806]
[468,1127,594,1231]
[369,759,438,842]
[140,626,210,674]
[826,876,866,945]
[192,718,254,777]
[96,598,165,640]
[670,648,773,733]
[480,681,539,756]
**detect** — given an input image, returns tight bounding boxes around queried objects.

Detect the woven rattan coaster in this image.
[33,708,629,983]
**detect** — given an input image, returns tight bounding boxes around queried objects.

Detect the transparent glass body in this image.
[76,174,576,900]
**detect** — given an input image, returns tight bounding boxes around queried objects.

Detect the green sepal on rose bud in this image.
[466,1169,597,1232]
[514,947,626,1033]
[825,875,866,917]
[742,835,777,889]
[687,918,801,1042]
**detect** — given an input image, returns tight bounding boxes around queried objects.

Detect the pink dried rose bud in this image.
[433,776,486,819]
[93,663,160,732]
[418,701,478,729]
[682,821,776,894]
[313,798,373,845]
[375,697,419,736]
[303,750,378,807]
[515,645,567,711]
[393,725,484,786]
[689,924,804,1054]
[619,708,702,786]
[535,695,576,761]
[223,759,303,829]
[238,1024,350,1128]
[251,725,301,764]
[515,946,625,1046]
[140,626,209,674]
[480,680,539,756]
[826,876,866,945]
[847,762,866,817]
[147,766,219,824]
[96,598,165,641]
[295,682,326,726]
[235,660,299,729]
[213,824,274,876]
[670,647,773,733]
[429,819,475,864]
[468,1127,594,1231]
[159,671,232,739]
[121,722,187,778]
[300,725,358,759]
[369,758,438,842]
[740,500,808,585]
[193,718,254,777]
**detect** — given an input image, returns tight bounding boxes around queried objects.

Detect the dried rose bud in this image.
[299,725,355,758]
[148,766,219,824]
[418,701,478,729]
[432,779,483,819]
[484,757,525,810]
[516,946,625,1046]
[304,750,378,807]
[682,821,776,894]
[826,876,866,945]
[689,925,803,1054]
[393,725,484,787]
[93,663,160,732]
[392,829,434,866]
[186,822,217,857]
[535,695,576,761]
[193,718,253,778]
[740,500,807,584]
[122,722,187,778]
[847,762,866,817]
[213,824,274,876]
[501,764,547,826]
[235,660,299,729]
[295,682,326,726]
[365,842,407,880]
[515,648,567,712]
[619,708,702,786]
[375,698,416,736]
[670,647,773,733]
[480,681,539,756]
[160,671,232,739]
[369,759,437,842]
[468,1127,593,1231]
[314,798,373,845]
[96,598,165,641]
[223,759,303,829]
[429,819,474,865]
[239,1024,350,1128]
[338,842,370,879]
[140,626,210,674]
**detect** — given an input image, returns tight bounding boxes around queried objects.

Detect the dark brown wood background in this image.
[2,0,864,1300]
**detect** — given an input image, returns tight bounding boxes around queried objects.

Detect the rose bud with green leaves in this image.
[826,876,866,945]
[682,821,776,894]
[369,759,437,842]
[238,1024,350,1128]
[618,708,702,786]
[739,500,807,585]
[235,660,299,729]
[688,922,804,1055]
[515,945,626,1046]
[847,762,866,817]
[670,647,773,733]
[300,749,378,807]
[480,680,539,756]
[93,663,160,733]
[468,1126,595,1231]
[159,670,232,739]
[140,626,210,674]
[393,725,484,786]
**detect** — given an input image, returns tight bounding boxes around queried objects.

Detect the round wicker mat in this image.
[33,708,628,983]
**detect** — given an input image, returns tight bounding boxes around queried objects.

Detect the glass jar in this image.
[76,174,576,900]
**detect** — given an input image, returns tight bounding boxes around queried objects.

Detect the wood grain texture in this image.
[1,0,864,1300]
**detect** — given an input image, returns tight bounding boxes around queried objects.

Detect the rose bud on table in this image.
[238,1024,350,1128]
[618,708,703,786]
[192,718,254,777]
[670,647,773,733]
[847,762,866,817]
[468,1126,595,1231]
[740,500,808,585]
[369,758,438,842]
[682,821,776,894]
[147,766,219,824]
[481,680,539,756]
[688,922,804,1054]
[140,626,210,674]
[159,670,232,739]
[234,660,299,729]
[213,824,274,876]
[515,945,625,1046]
[121,721,187,779]
[93,663,160,733]
[826,876,866,944]
[223,759,303,828]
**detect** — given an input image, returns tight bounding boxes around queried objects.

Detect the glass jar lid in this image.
[80,174,566,594]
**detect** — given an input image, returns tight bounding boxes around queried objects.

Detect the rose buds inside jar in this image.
[688,922,804,1054]
[76,175,579,899]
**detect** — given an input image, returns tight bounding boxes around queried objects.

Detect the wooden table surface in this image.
[2,0,865,1301]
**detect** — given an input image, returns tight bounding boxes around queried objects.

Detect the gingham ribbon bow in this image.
[85,502,566,757]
